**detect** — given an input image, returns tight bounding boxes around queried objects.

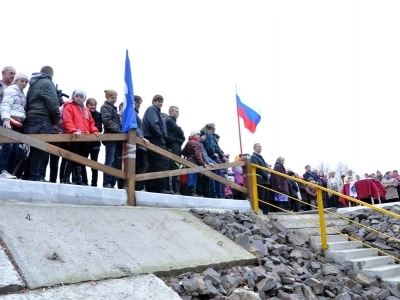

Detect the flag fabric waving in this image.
[122,49,138,133]
[236,94,261,133]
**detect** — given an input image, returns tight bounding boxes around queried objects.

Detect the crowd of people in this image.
[0,65,233,197]
[250,142,400,214]
[1,65,398,210]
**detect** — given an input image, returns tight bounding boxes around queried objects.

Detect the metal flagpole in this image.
[235,84,243,155]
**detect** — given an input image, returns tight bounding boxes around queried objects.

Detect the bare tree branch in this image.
[336,161,349,177]
[315,161,330,175]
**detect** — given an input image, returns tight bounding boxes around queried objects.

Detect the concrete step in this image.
[315,241,362,251]
[383,276,400,286]
[325,248,378,264]
[300,225,348,237]
[349,256,395,271]
[362,264,400,279]
[270,213,345,222]
[310,234,348,245]
[281,219,349,229]
[309,234,348,250]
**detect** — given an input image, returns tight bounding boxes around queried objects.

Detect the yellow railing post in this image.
[316,188,328,250]
[245,157,258,212]
[250,165,259,212]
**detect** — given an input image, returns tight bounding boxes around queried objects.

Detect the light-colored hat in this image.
[72,89,86,99]
[190,130,200,136]
[14,72,29,82]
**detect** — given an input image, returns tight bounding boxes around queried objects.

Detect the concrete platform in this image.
[0,179,126,206]
[337,201,400,213]
[136,191,252,211]
[0,202,255,289]
[0,249,24,294]
[0,274,181,300]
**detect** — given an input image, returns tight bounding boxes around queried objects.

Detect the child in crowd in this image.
[81,98,103,186]
[100,89,122,188]
[61,89,100,185]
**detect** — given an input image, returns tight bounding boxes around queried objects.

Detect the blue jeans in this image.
[210,169,223,198]
[103,141,122,187]
[22,118,52,181]
[188,173,197,187]
[0,120,19,172]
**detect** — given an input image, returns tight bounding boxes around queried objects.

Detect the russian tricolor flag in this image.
[236,94,261,133]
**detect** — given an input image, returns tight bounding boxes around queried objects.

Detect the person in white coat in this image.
[0,72,29,179]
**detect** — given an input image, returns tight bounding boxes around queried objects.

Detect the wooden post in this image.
[244,156,258,211]
[125,129,137,206]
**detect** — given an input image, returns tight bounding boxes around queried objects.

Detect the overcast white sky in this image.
[3,0,400,178]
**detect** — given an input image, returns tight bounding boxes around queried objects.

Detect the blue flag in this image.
[122,49,138,133]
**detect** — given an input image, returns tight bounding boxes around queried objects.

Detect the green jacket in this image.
[25,73,60,124]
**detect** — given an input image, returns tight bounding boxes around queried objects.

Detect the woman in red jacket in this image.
[61,89,100,185]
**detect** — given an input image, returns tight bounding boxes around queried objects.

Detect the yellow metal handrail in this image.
[250,163,400,252]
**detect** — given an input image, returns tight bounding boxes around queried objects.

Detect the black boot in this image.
[61,162,73,184]
[188,186,199,197]
[73,166,87,185]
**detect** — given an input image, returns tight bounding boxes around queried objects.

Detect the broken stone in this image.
[286,232,307,246]
[302,284,318,300]
[227,289,261,300]
[182,274,209,295]
[322,265,341,276]
[365,232,378,241]
[354,273,371,288]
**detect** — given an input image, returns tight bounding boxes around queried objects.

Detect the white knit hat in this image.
[72,88,86,99]
[14,72,29,82]
[190,130,200,136]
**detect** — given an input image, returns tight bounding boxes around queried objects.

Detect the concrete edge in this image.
[0,179,127,206]
[153,257,257,278]
[135,191,251,211]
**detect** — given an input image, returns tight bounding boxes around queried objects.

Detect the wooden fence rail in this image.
[0,127,249,206]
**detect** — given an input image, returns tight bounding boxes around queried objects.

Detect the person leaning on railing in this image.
[22,66,60,182]
[0,72,29,179]
[270,156,290,210]
[100,89,122,189]
[61,89,100,185]
[250,143,271,214]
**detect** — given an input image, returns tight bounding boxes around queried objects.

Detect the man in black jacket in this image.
[134,95,149,191]
[142,95,172,194]
[250,143,271,214]
[22,66,60,181]
[165,106,185,193]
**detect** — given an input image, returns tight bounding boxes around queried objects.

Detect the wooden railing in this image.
[0,128,249,206]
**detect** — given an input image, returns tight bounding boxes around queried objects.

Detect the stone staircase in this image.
[269,210,350,237]
[310,234,400,294]
[271,211,400,294]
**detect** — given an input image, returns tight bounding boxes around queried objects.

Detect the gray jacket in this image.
[0,84,26,121]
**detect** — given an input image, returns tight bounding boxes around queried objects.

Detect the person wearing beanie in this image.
[22,66,60,182]
[182,130,208,196]
[142,94,172,194]
[61,89,100,185]
[0,72,29,179]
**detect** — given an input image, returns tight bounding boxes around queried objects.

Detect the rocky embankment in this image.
[340,205,400,257]
[161,208,400,300]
